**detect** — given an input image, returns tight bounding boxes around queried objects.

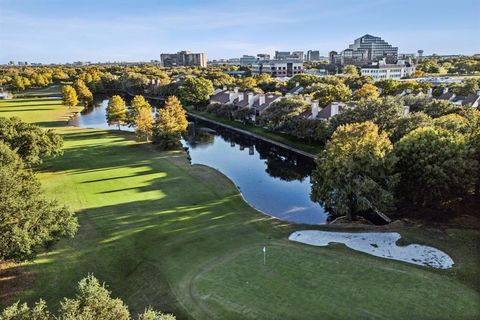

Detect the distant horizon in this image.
[1,0,479,64]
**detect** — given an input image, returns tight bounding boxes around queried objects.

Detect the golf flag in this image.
[262,246,266,253]
[262,246,266,265]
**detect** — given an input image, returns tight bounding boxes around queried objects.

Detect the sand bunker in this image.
[289,230,454,269]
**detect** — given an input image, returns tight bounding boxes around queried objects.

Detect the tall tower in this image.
[417,50,424,61]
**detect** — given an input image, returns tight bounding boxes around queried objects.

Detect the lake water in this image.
[70,99,328,224]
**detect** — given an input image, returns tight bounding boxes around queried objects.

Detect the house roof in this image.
[316,102,347,120]
[287,85,304,95]
[438,92,455,100]
[253,95,281,111]
[210,91,230,104]
[458,93,480,106]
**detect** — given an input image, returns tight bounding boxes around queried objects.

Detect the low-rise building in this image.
[437,87,480,108]
[361,59,416,81]
[251,60,304,78]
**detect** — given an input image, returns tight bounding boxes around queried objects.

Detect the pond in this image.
[69,98,328,224]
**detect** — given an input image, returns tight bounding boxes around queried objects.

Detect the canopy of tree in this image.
[0,117,63,165]
[153,96,188,149]
[0,141,77,261]
[106,95,128,130]
[311,122,396,220]
[62,85,78,107]
[0,275,175,320]
[179,76,214,107]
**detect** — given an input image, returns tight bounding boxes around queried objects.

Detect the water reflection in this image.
[69,99,328,224]
[184,120,327,224]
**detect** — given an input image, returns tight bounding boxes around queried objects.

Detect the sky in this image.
[0,0,479,64]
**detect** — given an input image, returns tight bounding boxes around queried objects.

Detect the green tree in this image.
[153,96,188,149]
[128,95,151,126]
[311,122,396,220]
[391,112,433,143]
[0,117,63,165]
[239,77,257,91]
[393,127,477,210]
[0,141,78,261]
[433,113,470,134]
[179,76,214,108]
[62,85,78,107]
[329,97,404,136]
[135,107,154,142]
[262,97,309,131]
[74,79,94,106]
[0,275,175,320]
[312,83,351,107]
[375,79,400,95]
[106,95,128,130]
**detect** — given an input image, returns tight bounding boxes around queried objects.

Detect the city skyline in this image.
[1,0,479,64]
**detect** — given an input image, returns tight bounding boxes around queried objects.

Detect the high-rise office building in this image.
[160,51,207,67]
[330,34,398,65]
[257,53,270,61]
[306,50,320,61]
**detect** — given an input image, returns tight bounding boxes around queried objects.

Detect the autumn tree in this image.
[135,107,154,142]
[62,85,78,107]
[353,83,379,100]
[153,96,188,149]
[74,79,94,106]
[106,95,128,130]
[0,275,175,320]
[128,95,151,126]
[342,64,359,77]
[0,141,78,261]
[311,122,396,220]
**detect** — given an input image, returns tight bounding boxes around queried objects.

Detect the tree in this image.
[135,107,154,142]
[342,64,359,77]
[262,97,309,131]
[239,77,257,91]
[375,79,400,95]
[106,95,128,130]
[312,83,351,107]
[0,141,78,261]
[153,96,188,149]
[391,112,433,143]
[74,79,94,106]
[353,83,379,100]
[128,95,151,126]
[179,76,214,108]
[433,113,470,134]
[329,97,404,136]
[0,275,175,320]
[288,74,319,88]
[311,122,396,220]
[393,127,477,210]
[0,117,63,165]
[62,85,78,107]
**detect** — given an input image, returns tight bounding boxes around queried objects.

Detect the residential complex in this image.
[160,51,207,67]
[360,59,416,80]
[251,60,304,78]
[329,34,398,66]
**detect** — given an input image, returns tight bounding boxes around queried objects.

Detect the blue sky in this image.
[0,0,479,63]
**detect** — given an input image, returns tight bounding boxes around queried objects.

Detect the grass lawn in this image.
[0,98,479,319]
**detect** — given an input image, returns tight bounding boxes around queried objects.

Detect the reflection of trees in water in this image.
[255,142,312,182]
[192,120,314,182]
[186,122,215,146]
